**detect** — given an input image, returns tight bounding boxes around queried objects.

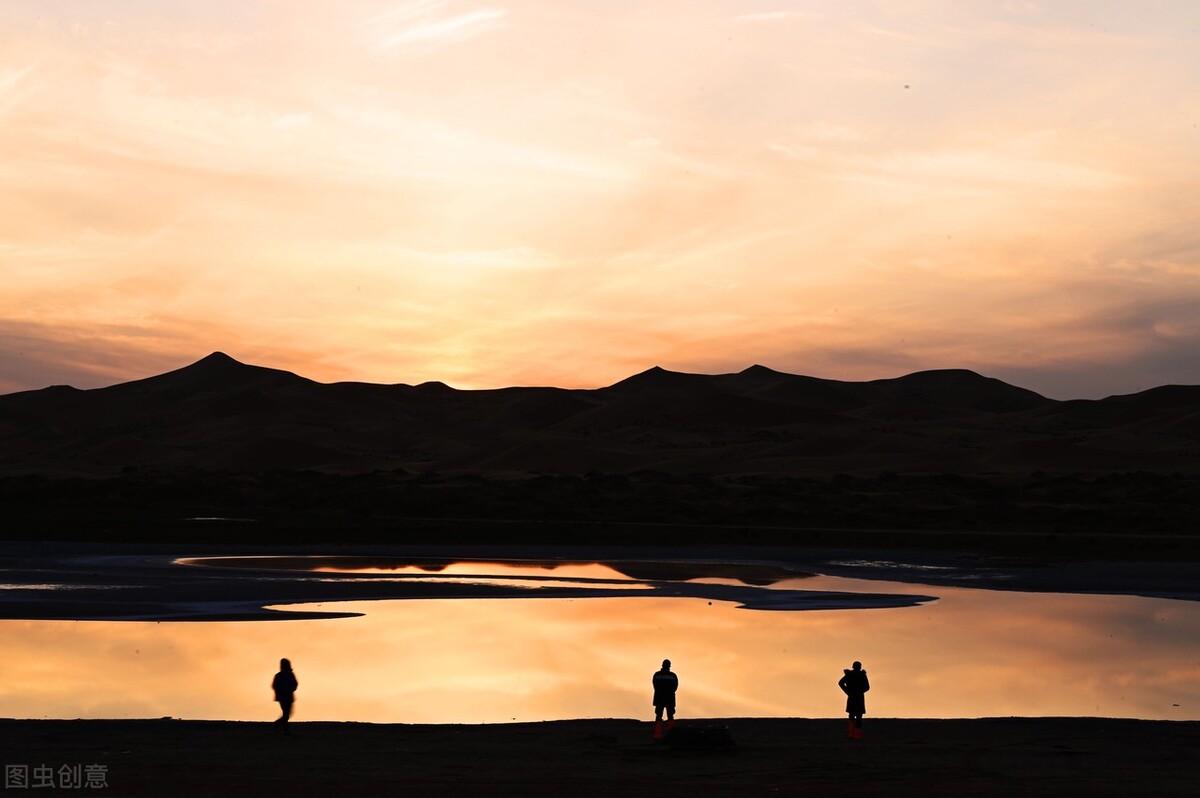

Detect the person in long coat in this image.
[837,661,869,739]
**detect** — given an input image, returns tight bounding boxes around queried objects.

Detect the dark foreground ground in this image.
[4,718,1197,797]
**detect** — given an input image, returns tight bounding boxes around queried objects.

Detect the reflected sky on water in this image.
[313,561,635,581]
[1,573,1197,722]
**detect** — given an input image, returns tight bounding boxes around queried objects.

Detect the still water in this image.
[2,572,1197,722]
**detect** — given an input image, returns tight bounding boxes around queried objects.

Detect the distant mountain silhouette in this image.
[0,353,1196,475]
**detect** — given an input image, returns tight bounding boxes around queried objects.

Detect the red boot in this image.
[847,719,855,739]
[653,720,664,740]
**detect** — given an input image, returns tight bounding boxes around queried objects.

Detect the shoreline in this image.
[4,717,1196,796]
[2,541,1199,621]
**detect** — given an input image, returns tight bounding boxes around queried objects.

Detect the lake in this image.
[2,562,1197,722]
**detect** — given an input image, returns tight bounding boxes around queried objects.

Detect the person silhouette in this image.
[271,658,298,733]
[652,659,678,739]
[838,660,869,740]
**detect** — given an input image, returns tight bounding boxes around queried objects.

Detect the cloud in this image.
[986,296,1200,398]
[0,319,185,393]
[0,63,37,115]
[381,7,506,48]
[735,11,804,23]
[272,112,312,130]
[0,318,351,395]
[0,0,1197,398]
[864,149,1127,192]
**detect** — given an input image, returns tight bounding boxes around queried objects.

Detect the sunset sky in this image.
[1,1,1197,398]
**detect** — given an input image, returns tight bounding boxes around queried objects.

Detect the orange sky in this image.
[1,1,1198,398]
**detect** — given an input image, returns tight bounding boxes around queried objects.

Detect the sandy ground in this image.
[2,717,1196,797]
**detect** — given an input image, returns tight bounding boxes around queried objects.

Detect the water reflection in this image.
[180,556,810,587]
[311,576,655,590]
[314,561,634,581]
[1,575,1196,722]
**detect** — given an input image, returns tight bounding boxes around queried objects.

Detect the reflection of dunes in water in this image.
[314,561,634,581]
[686,577,818,590]
[181,556,813,587]
[312,575,653,591]
[159,556,927,617]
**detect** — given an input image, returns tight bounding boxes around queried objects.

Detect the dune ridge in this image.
[0,352,1196,475]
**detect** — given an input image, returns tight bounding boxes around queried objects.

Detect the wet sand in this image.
[3,717,1195,797]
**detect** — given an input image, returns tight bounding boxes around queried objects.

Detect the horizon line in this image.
[6,350,1197,403]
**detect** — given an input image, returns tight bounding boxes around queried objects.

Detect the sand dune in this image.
[1,353,1196,476]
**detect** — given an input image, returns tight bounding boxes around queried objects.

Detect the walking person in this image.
[838,660,869,740]
[272,658,299,734]
[652,659,678,740]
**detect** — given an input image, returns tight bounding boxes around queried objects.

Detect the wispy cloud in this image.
[735,10,804,23]
[851,149,1127,192]
[0,0,1197,396]
[381,7,506,48]
[0,63,38,115]
[273,112,312,130]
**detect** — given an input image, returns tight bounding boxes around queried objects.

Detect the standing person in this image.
[652,659,678,739]
[838,661,869,740]
[272,658,299,733]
